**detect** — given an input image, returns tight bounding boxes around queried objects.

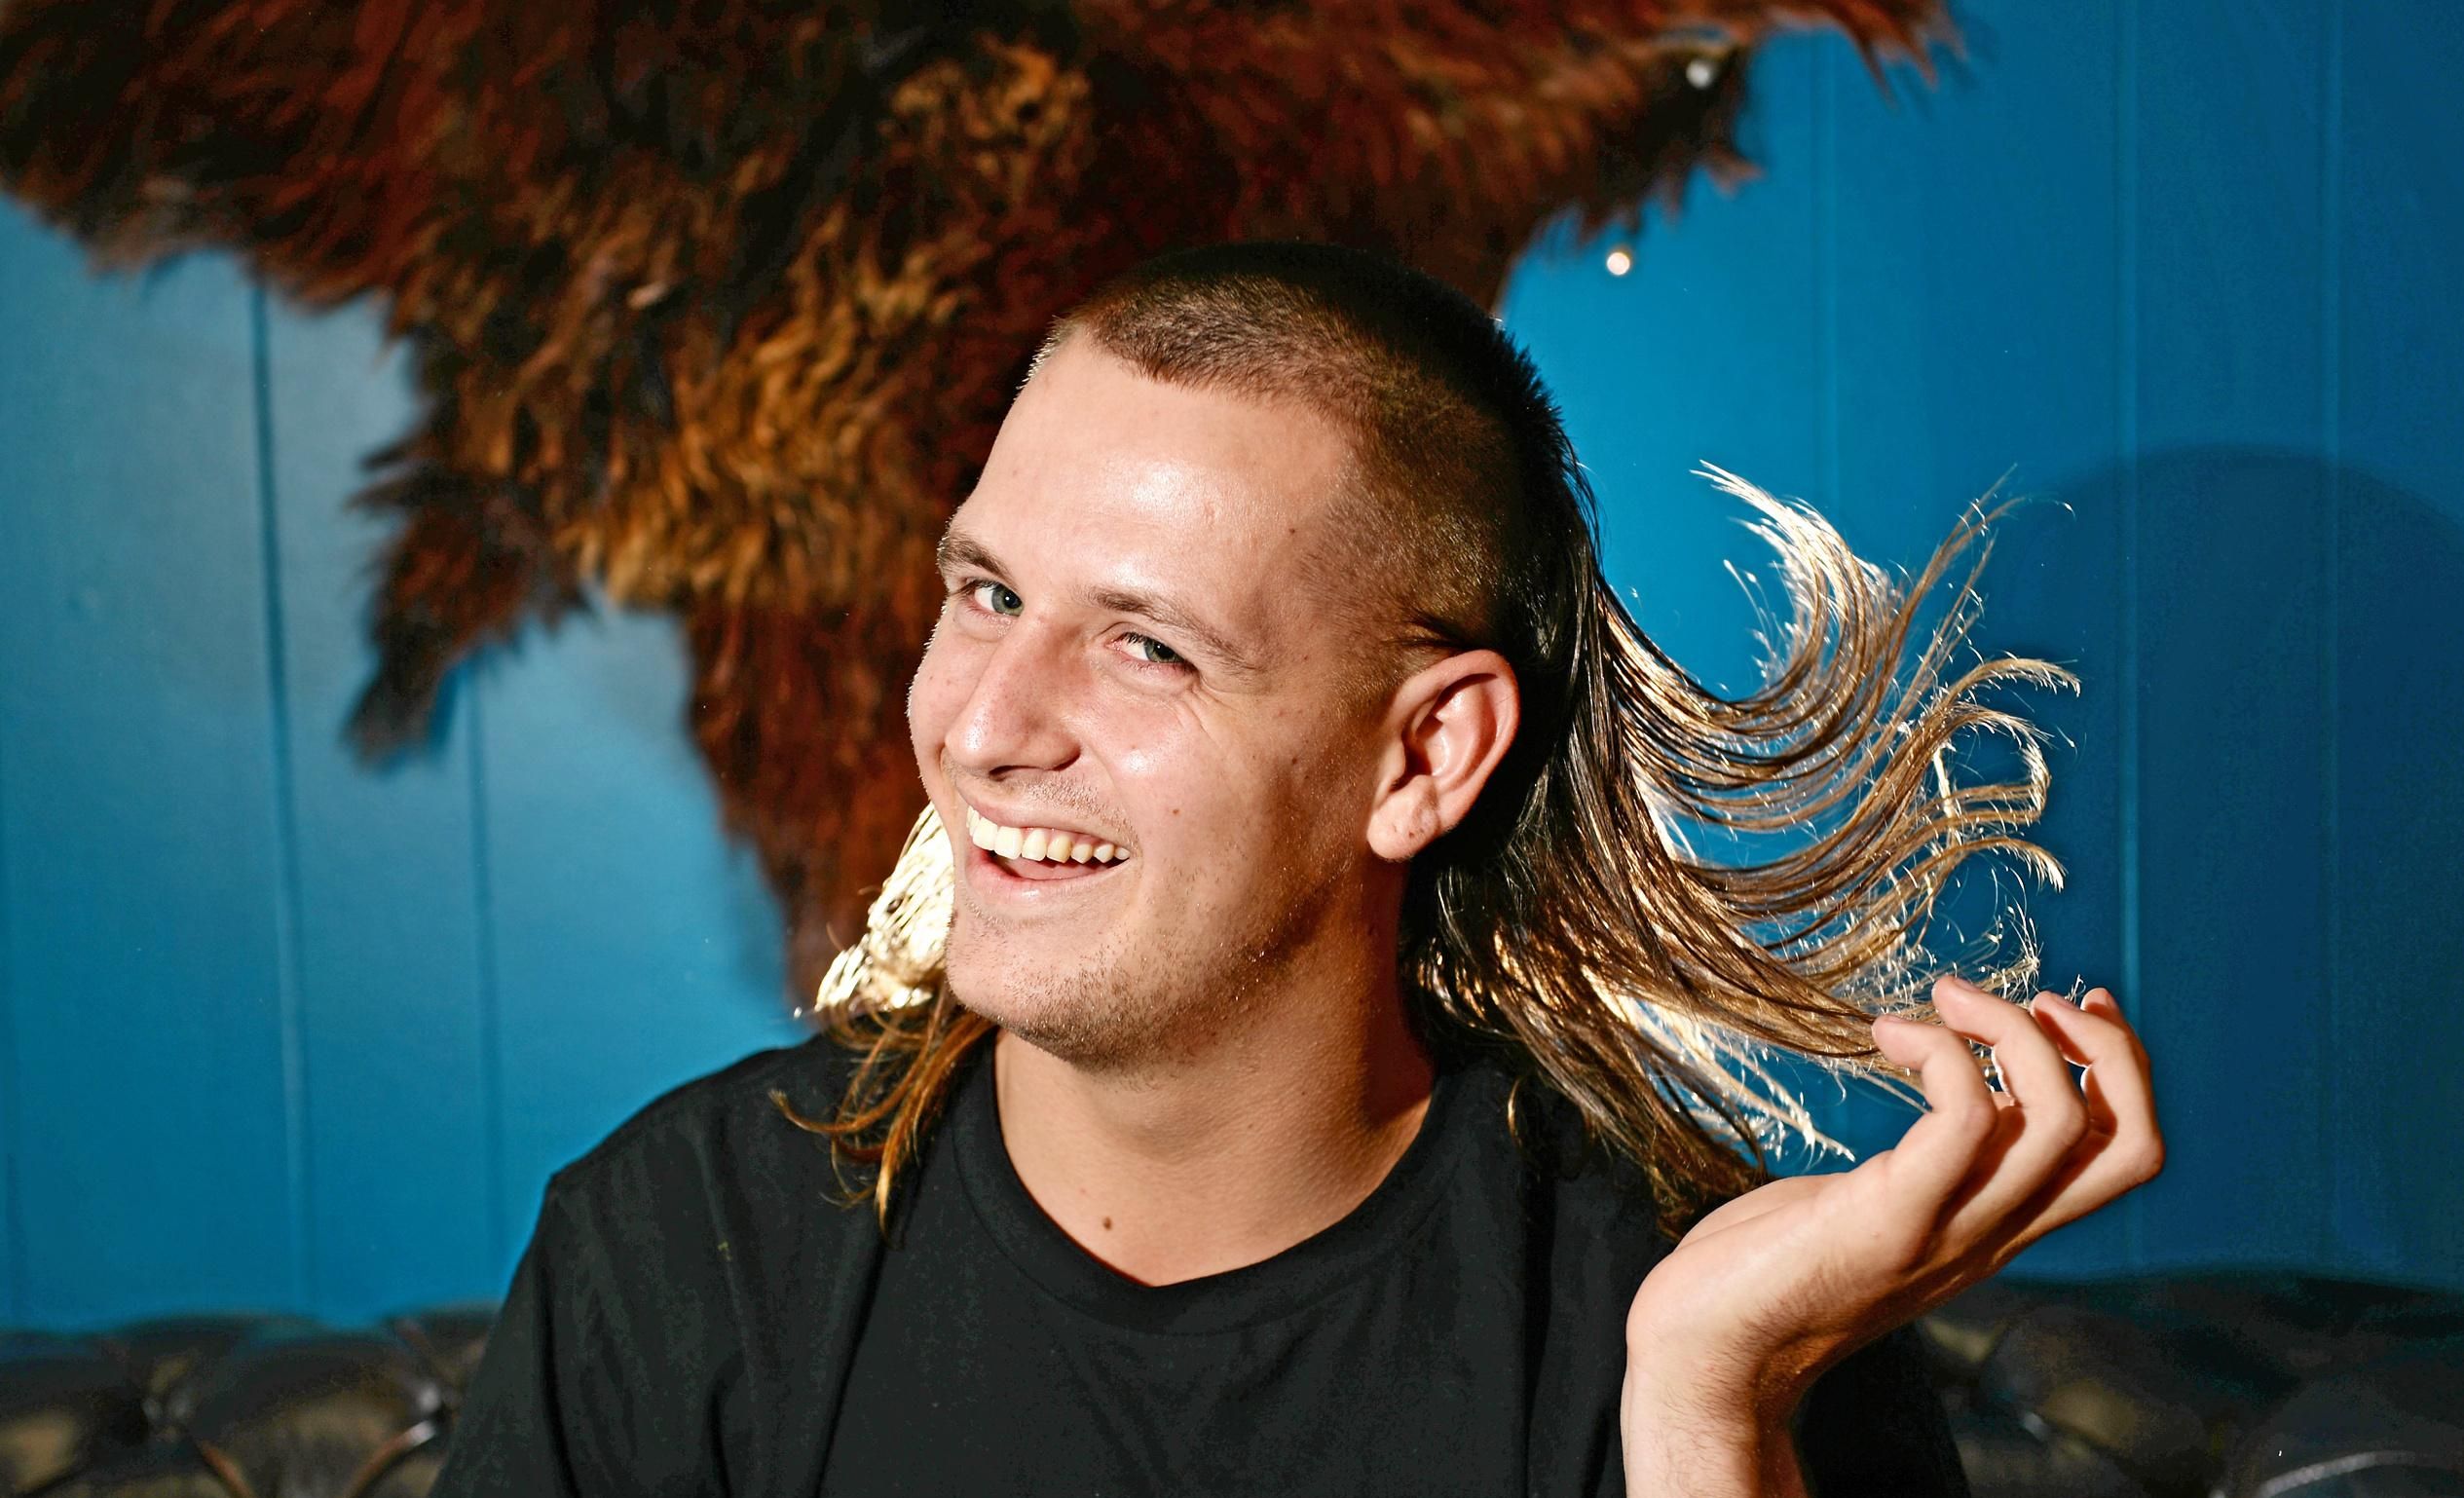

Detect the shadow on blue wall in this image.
[1769,446,2463,1286]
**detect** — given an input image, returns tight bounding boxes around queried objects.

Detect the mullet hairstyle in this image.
[777,240,2076,1243]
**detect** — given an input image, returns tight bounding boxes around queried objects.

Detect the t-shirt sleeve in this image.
[1790,1322,1973,1498]
[428,1183,631,1498]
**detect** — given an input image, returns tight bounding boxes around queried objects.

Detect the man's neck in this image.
[989,980,1436,1288]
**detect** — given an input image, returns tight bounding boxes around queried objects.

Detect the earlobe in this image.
[1366,780,1442,862]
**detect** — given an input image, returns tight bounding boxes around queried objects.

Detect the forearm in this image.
[1621,1418,1809,1497]
[1621,1360,1811,1498]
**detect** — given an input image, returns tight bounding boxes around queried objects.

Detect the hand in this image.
[1620,977,2164,1475]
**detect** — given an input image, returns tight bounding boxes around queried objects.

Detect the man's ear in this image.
[1366,649,1520,862]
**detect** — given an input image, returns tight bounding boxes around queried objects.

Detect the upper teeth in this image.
[964,805,1128,865]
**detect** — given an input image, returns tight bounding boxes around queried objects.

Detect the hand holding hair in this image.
[1618,976,2165,1496]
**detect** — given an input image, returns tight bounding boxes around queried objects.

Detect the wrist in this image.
[1621,1417,1809,1498]
[1622,1357,1811,1498]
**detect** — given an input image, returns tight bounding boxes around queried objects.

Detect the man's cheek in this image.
[905,637,967,746]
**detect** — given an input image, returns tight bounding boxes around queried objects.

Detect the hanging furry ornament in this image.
[0,0,1953,1005]
[811,801,952,1021]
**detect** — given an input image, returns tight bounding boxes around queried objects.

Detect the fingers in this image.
[1871,979,2165,1272]
[1928,978,2089,1234]
[1868,1007,2000,1228]
[2016,988,2166,1212]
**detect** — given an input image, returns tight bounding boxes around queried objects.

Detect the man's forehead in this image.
[998,336,1354,525]
[940,450,1314,570]
[949,462,1305,555]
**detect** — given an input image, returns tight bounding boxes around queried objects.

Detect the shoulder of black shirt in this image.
[538,1029,879,1213]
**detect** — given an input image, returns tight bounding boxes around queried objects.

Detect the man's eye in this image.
[1124,633,1185,668]
[969,580,1023,617]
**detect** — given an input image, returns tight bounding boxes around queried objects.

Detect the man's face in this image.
[907,335,1392,1068]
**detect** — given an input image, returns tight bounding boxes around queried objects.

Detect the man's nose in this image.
[946,624,1081,775]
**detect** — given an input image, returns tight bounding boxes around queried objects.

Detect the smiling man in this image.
[431,241,2160,1498]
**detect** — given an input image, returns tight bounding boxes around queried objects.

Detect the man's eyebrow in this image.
[935,528,1001,579]
[933,527,1265,677]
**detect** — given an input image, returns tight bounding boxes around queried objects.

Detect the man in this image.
[430,241,2161,1496]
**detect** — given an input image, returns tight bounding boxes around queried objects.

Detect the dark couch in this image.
[6,1271,2461,1496]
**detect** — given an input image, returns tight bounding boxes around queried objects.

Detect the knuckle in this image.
[1882,1222,1935,1276]
[1852,1204,1937,1275]
[1944,1100,1997,1142]
[2045,1104,2089,1153]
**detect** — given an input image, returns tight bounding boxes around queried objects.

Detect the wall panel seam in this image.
[2116,0,2146,1270]
[2317,0,2344,1273]
[1814,43,1838,511]
[250,283,315,1311]
[468,690,509,1267]
[0,626,19,1322]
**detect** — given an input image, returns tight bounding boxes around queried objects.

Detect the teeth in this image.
[962,804,1130,865]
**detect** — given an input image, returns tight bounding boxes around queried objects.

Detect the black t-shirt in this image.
[429,1030,1970,1497]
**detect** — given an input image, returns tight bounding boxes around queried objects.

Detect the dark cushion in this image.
[1911,1272,2464,1497]
[0,1307,487,1498]
[5,1274,2460,1496]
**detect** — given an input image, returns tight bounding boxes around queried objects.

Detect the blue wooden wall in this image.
[2,0,2458,1328]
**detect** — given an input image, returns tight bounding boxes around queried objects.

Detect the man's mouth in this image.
[962,803,1130,884]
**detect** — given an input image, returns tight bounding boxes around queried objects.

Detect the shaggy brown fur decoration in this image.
[0,1,1950,1003]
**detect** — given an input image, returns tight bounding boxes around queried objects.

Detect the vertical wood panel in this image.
[2130,3,2332,1270]
[2333,5,2464,1289]
[0,209,300,1323]
[0,603,18,1324]
[1823,1,2134,1272]
[259,295,503,1320]
[474,605,805,1263]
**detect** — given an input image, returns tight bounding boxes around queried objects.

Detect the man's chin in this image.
[951,989,1120,1069]
[943,958,1167,1071]
[944,947,1089,1032]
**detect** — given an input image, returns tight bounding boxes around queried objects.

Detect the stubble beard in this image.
[944,850,1348,1075]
